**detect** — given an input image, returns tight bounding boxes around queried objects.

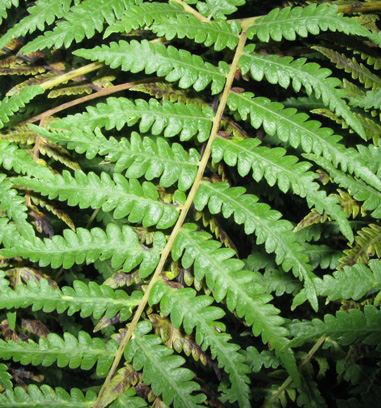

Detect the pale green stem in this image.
[171,0,209,22]
[92,21,250,408]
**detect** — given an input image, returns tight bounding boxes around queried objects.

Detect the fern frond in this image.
[289,305,381,348]
[314,46,381,90]
[151,15,240,52]
[316,260,381,302]
[0,0,72,51]
[124,321,206,407]
[254,269,302,297]
[149,278,251,407]
[0,223,161,277]
[301,242,342,270]
[20,0,134,54]
[349,87,381,111]
[0,141,53,180]
[194,180,318,297]
[357,144,381,179]
[304,154,381,219]
[244,347,280,373]
[340,224,381,268]
[239,49,366,139]
[227,92,381,191]
[172,224,300,383]
[195,0,246,21]
[247,4,371,42]
[0,85,45,129]
[74,40,228,94]
[0,271,142,321]
[0,385,97,408]
[16,170,180,229]
[105,2,187,37]
[0,0,19,25]
[49,97,214,142]
[211,136,353,242]
[0,174,35,240]
[0,331,118,376]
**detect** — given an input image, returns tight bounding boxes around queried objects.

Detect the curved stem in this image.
[93,22,250,408]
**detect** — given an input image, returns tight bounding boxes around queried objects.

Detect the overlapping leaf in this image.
[0,223,161,277]
[149,279,251,407]
[227,91,381,191]
[211,136,353,242]
[16,170,180,229]
[194,180,318,307]
[0,0,72,51]
[172,223,299,384]
[0,331,118,376]
[124,321,206,408]
[0,271,142,320]
[239,48,366,139]
[196,0,245,20]
[248,4,371,42]
[74,40,228,94]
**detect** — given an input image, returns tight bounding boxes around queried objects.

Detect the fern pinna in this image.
[0,0,380,407]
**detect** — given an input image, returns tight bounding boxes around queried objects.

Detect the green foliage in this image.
[0,1,380,407]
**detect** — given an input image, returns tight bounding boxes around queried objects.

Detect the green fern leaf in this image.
[105,2,187,37]
[349,87,381,111]
[0,271,142,321]
[357,144,381,179]
[0,141,54,180]
[0,0,19,25]
[0,363,12,390]
[0,331,118,376]
[196,0,245,20]
[0,85,44,129]
[172,223,300,384]
[74,40,228,94]
[305,154,381,218]
[0,0,72,51]
[0,385,97,408]
[211,136,353,243]
[149,278,251,407]
[316,260,381,302]
[32,126,200,190]
[151,15,240,51]
[289,305,381,348]
[314,46,381,90]
[109,388,148,408]
[301,242,342,270]
[0,223,161,277]
[239,48,366,139]
[244,347,281,373]
[194,180,318,300]
[49,97,214,142]
[227,91,381,191]
[124,321,206,407]
[21,0,134,54]
[16,170,180,229]
[0,174,35,240]
[247,4,371,42]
